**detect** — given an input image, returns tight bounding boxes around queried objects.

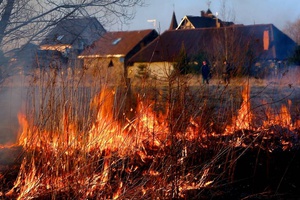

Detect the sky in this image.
[114,0,300,33]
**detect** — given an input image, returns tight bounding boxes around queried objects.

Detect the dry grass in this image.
[1,66,300,199]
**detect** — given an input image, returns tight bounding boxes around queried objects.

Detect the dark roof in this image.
[8,43,39,68]
[169,11,178,30]
[206,9,212,15]
[179,15,234,29]
[79,29,158,58]
[188,16,217,28]
[177,9,234,29]
[40,17,105,46]
[271,25,297,60]
[36,50,68,67]
[129,24,296,62]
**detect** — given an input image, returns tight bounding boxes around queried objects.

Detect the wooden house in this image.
[78,29,159,86]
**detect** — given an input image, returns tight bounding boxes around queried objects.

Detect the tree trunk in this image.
[0,0,15,46]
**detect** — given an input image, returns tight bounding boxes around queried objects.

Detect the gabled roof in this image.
[8,43,39,68]
[178,15,234,29]
[40,17,105,46]
[129,24,296,63]
[169,11,178,30]
[79,29,158,58]
[206,9,212,15]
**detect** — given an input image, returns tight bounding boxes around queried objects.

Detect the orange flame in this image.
[11,85,299,199]
[225,85,252,133]
[263,100,293,128]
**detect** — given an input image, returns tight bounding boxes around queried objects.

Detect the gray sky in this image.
[114,0,300,33]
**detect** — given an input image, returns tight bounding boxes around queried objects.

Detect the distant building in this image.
[177,9,234,29]
[38,17,106,71]
[78,29,159,86]
[128,24,296,81]
[6,43,39,76]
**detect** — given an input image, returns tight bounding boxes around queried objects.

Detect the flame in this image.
[263,99,293,128]
[113,181,123,199]
[12,88,175,198]
[235,85,252,130]
[5,85,299,199]
[225,85,252,133]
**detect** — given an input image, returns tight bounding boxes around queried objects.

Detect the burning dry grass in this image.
[1,71,300,199]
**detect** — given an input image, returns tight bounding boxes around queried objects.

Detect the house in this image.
[78,29,159,86]
[38,17,106,70]
[177,9,234,29]
[5,43,39,76]
[128,24,297,81]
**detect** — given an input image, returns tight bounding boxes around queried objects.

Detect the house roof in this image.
[129,24,296,63]
[8,43,39,68]
[169,11,178,30]
[178,15,234,29]
[40,17,105,46]
[79,29,158,58]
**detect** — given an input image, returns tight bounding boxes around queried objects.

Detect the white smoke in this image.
[0,75,27,144]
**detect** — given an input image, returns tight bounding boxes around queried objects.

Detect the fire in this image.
[263,99,293,128]
[9,88,176,198]
[113,181,123,199]
[2,84,299,199]
[235,85,252,130]
[224,85,296,134]
[7,158,41,199]
[225,85,252,133]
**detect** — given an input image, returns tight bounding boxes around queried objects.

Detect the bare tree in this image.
[0,0,145,52]
[283,17,300,45]
[0,0,145,83]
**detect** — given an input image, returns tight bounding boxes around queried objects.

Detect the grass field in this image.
[1,67,300,199]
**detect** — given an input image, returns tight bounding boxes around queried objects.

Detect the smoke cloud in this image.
[0,76,27,145]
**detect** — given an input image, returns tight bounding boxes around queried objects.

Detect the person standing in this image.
[201,60,210,84]
[223,60,232,84]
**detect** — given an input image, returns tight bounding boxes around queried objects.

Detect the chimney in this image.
[216,12,220,28]
[201,10,205,17]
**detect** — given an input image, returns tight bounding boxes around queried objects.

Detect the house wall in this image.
[83,57,126,86]
[128,62,174,83]
[179,19,194,29]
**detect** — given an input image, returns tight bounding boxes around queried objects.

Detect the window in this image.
[263,30,269,50]
[108,60,114,67]
[57,35,64,41]
[112,38,122,45]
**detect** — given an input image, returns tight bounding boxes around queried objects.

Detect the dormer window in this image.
[78,40,84,50]
[57,35,64,41]
[108,60,114,67]
[112,38,122,45]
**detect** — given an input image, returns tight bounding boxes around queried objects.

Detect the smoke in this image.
[265,65,300,86]
[0,76,27,145]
